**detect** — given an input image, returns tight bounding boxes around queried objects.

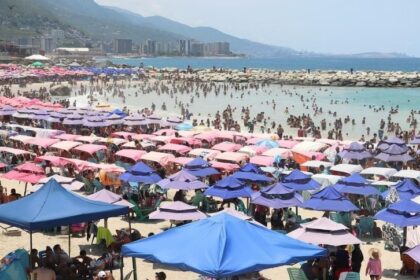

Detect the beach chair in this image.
[357,216,374,237]
[287,267,308,280]
[235,199,247,214]
[132,198,162,221]
[70,223,87,237]
[344,272,360,280]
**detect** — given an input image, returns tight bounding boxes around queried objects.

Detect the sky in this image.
[95,0,420,56]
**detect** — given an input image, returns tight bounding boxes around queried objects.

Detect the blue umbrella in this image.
[339,142,372,161]
[184,157,219,178]
[375,199,420,227]
[175,123,193,131]
[303,186,359,212]
[375,144,413,163]
[332,173,380,196]
[122,213,326,278]
[204,176,252,199]
[119,162,162,184]
[158,170,208,190]
[232,171,272,183]
[239,163,264,174]
[256,139,279,149]
[381,179,420,200]
[251,182,303,209]
[281,169,320,191]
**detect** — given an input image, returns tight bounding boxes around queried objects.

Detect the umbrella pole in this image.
[68,224,71,257]
[295,206,299,216]
[132,257,138,280]
[404,227,407,246]
[120,257,124,280]
[29,230,33,268]
[24,182,28,196]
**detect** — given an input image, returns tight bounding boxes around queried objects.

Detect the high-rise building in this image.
[113,39,133,53]
[146,39,157,55]
[40,37,55,53]
[191,42,205,56]
[179,39,192,56]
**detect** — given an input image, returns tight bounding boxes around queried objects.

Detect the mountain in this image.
[105,6,297,57]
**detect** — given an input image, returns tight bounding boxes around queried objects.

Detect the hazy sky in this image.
[95,0,420,56]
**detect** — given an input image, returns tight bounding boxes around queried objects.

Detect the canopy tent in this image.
[122,213,326,278]
[24,54,50,61]
[281,169,320,191]
[332,173,381,196]
[287,217,362,246]
[302,186,359,212]
[204,176,252,199]
[0,179,129,230]
[251,182,303,209]
[149,201,207,221]
[158,170,208,190]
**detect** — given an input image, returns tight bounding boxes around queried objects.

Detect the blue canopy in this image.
[204,176,252,199]
[251,182,303,209]
[0,179,129,231]
[332,173,380,196]
[374,199,420,227]
[119,162,162,184]
[381,179,420,200]
[240,163,264,174]
[281,169,320,191]
[302,186,359,212]
[122,213,326,278]
[184,157,219,178]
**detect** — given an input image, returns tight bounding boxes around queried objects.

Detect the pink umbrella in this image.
[168,157,193,166]
[24,137,60,148]
[277,140,299,149]
[158,143,192,156]
[188,148,221,161]
[50,141,82,152]
[54,134,82,141]
[209,161,240,173]
[115,149,146,162]
[72,144,107,155]
[30,175,84,192]
[287,217,361,246]
[149,201,207,221]
[2,162,45,185]
[250,156,275,167]
[211,142,242,152]
[214,152,249,164]
[35,155,68,167]
[141,151,175,166]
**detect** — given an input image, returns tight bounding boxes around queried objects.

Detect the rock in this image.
[356,82,366,87]
[50,85,71,96]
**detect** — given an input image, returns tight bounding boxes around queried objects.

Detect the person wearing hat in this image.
[155,271,166,280]
[366,248,382,280]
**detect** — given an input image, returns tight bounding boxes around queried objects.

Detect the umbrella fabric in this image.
[158,170,208,190]
[31,175,84,192]
[84,116,109,127]
[2,162,45,184]
[332,173,380,196]
[375,144,413,163]
[287,217,361,246]
[382,179,420,200]
[122,213,326,278]
[87,189,133,208]
[404,245,420,264]
[377,136,407,151]
[339,142,372,160]
[239,163,264,174]
[204,176,252,199]
[149,201,207,221]
[251,182,303,209]
[119,162,162,184]
[256,140,279,149]
[303,186,359,212]
[124,114,148,126]
[0,179,128,230]
[184,157,219,178]
[374,199,420,227]
[410,136,420,145]
[231,171,272,183]
[281,169,320,191]
[63,113,84,125]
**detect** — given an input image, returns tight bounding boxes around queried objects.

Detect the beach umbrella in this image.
[184,157,219,178]
[122,213,326,278]
[377,136,407,151]
[339,142,372,161]
[302,186,359,212]
[149,201,207,221]
[147,114,162,124]
[382,179,420,200]
[332,173,381,196]
[287,217,361,246]
[163,116,183,127]
[251,182,303,209]
[0,105,16,116]
[256,139,279,149]
[31,61,44,67]
[175,123,193,131]
[63,113,84,126]
[124,114,148,126]
[410,135,420,145]
[375,144,413,163]
[106,113,124,125]
[32,110,49,120]
[2,162,45,184]
[232,163,272,183]
[87,189,134,208]
[24,54,50,61]
[83,116,109,127]
[46,111,66,123]
[374,199,420,227]
[119,162,162,184]
[281,169,321,191]
[30,175,84,192]
[158,170,208,190]
[204,176,252,199]
[404,245,420,264]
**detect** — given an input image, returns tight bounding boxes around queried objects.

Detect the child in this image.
[366,248,382,280]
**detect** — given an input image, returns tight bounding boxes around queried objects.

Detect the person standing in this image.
[366,249,382,280]
[351,244,364,273]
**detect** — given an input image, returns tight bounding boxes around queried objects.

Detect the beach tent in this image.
[122,213,326,278]
[302,186,359,212]
[287,217,361,246]
[0,179,128,230]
